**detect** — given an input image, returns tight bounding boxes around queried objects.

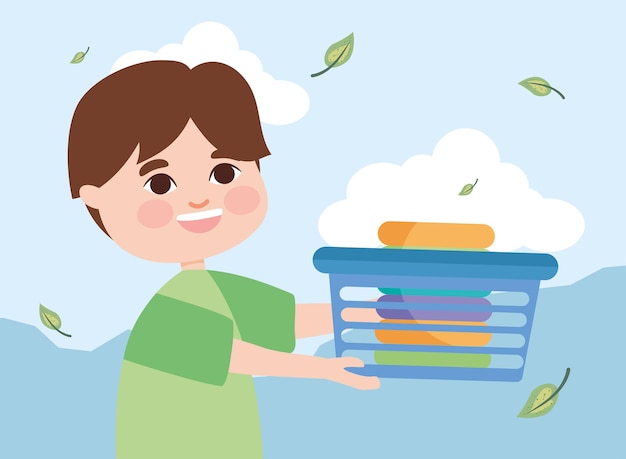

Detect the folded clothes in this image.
[376,294,493,322]
[378,221,495,249]
[370,221,495,369]
[374,350,491,368]
[375,319,492,347]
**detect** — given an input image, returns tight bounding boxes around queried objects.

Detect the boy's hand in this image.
[229,339,380,389]
[324,356,380,390]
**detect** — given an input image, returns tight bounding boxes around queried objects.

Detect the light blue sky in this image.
[2,1,624,350]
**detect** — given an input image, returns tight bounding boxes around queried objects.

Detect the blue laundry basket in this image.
[313,247,558,382]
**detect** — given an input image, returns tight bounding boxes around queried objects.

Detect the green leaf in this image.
[311,33,354,77]
[459,179,478,196]
[518,384,558,418]
[518,368,570,418]
[39,304,62,330]
[70,47,90,64]
[519,76,565,99]
[324,33,354,68]
[39,304,72,337]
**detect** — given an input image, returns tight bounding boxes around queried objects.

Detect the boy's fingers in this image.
[340,356,365,368]
[330,356,380,389]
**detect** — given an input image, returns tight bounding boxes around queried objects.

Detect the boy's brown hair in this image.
[68,60,271,235]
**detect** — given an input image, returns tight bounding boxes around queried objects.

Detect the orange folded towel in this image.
[375,319,492,347]
[378,221,495,250]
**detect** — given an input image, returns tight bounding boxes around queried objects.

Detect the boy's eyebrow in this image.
[139,159,169,176]
[210,150,234,160]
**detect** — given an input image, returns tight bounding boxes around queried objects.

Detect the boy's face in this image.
[79,119,268,264]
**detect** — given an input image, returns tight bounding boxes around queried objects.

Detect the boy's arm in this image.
[229,339,380,390]
[295,303,380,338]
[294,303,333,338]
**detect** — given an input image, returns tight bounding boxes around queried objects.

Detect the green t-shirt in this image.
[116,270,295,459]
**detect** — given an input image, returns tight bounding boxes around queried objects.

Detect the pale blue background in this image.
[1,2,625,459]
[2,2,624,350]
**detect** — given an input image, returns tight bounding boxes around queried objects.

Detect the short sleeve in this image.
[123,294,234,386]
[209,271,296,353]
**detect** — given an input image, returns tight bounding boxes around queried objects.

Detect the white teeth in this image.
[176,208,223,222]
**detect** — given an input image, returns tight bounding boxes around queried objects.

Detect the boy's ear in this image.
[79,184,101,209]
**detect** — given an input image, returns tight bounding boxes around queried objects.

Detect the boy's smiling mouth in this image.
[176,208,223,233]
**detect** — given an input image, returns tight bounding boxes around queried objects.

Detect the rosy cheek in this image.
[137,200,174,228]
[224,186,261,215]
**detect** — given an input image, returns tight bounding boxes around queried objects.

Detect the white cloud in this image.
[110,21,309,125]
[318,128,585,253]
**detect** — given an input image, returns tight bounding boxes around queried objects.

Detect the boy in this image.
[68,60,379,458]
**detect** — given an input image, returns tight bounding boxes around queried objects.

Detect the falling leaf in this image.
[519,76,565,99]
[311,33,354,78]
[459,179,478,196]
[39,304,72,337]
[70,47,90,64]
[518,368,570,418]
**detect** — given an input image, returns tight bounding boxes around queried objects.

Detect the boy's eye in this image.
[209,163,241,185]
[144,173,177,195]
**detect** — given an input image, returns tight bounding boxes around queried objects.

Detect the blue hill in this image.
[1,267,624,459]
[0,321,129,459]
